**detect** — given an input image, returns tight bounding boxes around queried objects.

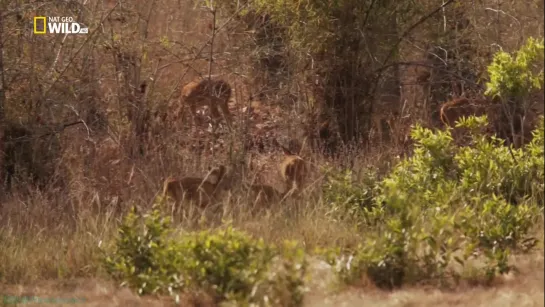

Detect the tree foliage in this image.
[485,37,544,99]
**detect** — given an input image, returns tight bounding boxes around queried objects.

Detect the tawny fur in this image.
[276,142,307,193]
[439,98,491,127]
[178,78,233,129]
[162,165,227,208]
[280,155,306,192]
[241,139,308,209]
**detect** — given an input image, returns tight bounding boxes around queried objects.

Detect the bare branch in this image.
[380,0,457,70]
[42,2,120,98]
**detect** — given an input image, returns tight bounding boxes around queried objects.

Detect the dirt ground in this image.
[1,251,543,307]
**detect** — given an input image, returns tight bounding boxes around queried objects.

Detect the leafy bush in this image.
[103,203,307,306]
[485,37,544,99]
[103,206,184,296]
[320,42,545,287]
[322,167,381,226]
[176,226,276,303]
[328,115,543,289]
[524,116,545,204]
[455,116,543,205]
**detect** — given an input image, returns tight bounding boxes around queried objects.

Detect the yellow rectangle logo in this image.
[33,17,46,34]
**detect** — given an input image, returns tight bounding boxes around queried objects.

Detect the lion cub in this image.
[162,165,227,208]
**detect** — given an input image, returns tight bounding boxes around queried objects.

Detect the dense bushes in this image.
[326,115,543,288]
[485,37,544,99]
[104,39,543,302]
[320,37,545,290]
[104,114,543,303]
[104,204,307,306]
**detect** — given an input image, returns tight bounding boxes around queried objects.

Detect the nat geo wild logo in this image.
[33,16,88,35]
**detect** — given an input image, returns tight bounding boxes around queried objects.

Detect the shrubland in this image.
[100,37,545,305]
[100,113,543,306]
[0,1,543,306]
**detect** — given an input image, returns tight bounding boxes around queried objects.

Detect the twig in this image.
[46,33,69,79]
[380,0,457,70]
[207,1,217,80]
[42,2,120,98]
[484,7,523,46]
[64,104,91,138]
[375,61,485,91]
[164,2,251,103]
[0,11,5,121]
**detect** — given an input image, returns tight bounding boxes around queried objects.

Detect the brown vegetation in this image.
[0,0,542,305]
[439,96,541,147]
[246,183,285,208]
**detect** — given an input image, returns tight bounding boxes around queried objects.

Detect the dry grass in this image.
[0,0,543,305]
[0,165,542,305]
[1,122,542,304]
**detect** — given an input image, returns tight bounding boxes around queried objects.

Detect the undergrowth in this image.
[103,115,544,305]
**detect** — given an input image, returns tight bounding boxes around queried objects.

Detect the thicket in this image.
[0,0,541,193]
[104,37,544,305]
[104,113,543,305]
[0,1,542,306]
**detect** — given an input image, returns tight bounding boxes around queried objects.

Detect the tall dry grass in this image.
[0,110,406,284]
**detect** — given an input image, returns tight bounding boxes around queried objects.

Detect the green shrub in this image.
[103,205,184,296]
[179,228,307,306]
[252,241,307,307]
[524,116,545,205]
[454,116,542,205]
[330,115,543,289]
[176,226,275,302]
[485,37,544,99]
[103,203,307,306]
[322,167,383,227]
